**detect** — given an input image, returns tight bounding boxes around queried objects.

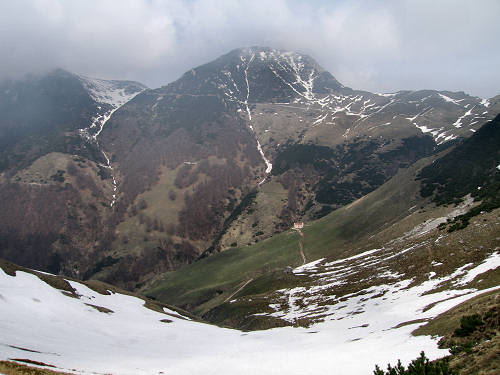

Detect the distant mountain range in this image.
[0,47,499,375]
[0,46,498,292]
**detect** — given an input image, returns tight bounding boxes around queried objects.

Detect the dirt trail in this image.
[298,240,306,265]
[223,278,254,303]
[294,229,307,265]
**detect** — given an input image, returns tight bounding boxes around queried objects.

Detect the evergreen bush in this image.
[373,351,457,375]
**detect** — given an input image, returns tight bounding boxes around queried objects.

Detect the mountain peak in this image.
[168,46,346,103]
[232,46,319,64]
[222,46,331,79]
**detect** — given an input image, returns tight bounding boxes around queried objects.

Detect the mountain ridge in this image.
[0,47,499,375]
[0,47,498,292]
[145,114,499,331]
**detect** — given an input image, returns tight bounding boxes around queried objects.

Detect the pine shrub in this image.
[373,351,457,375]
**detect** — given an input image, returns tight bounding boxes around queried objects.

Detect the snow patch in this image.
[452,107,474,128]
[437,93,464,106]
[454,252,500,286]
[294,258,325,274]
[239,53,273,179]
[78,76,144,108]
[480,98,490,107]
[398,196,474,241]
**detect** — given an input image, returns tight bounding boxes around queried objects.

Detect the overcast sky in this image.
[1,0,499,97]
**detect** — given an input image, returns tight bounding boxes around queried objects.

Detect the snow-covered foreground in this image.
[1,260,498,375]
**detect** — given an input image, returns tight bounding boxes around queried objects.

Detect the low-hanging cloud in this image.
[1,0,499,97]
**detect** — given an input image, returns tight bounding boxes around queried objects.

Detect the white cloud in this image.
[0,0,499,97]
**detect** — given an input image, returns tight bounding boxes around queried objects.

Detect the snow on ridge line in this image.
[376,92,398,97]
[238,50,486,147]
[78,75,146,108]
[78,75,146,142]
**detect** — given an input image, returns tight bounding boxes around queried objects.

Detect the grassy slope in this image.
[300,156,424,260]
[145,229,303,313]
[144,157,428,314]
[414,289,500,375]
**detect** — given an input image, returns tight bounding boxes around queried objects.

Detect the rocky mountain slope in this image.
[0,47,498,292]
[92,47,500,290]
[207,47,500,248]
[0,70,146,276]
[0,48,498,375]
[145,114,499,327]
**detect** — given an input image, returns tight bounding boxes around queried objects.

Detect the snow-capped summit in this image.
[168,46,345,105]
[162,47,499,146]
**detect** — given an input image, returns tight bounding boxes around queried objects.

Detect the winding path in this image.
[223,278,254,304]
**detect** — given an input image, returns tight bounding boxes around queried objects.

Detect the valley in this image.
[0,46,499,374]
[1,196,498,374]
[1,48,499,289]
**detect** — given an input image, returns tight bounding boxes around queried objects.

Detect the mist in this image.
[1,0,499,97]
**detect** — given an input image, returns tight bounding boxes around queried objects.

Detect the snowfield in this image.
[1,252,499,374]
[78,76,146,109]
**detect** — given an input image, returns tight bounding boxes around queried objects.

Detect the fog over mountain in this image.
[1,0,499,97]
[1,2,500,374]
